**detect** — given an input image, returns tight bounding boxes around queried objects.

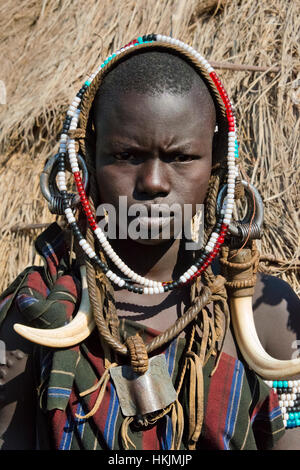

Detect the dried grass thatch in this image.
[0,0,299,294]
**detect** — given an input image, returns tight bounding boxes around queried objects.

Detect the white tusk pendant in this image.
[13,265,95,348]
[230,296,300,380]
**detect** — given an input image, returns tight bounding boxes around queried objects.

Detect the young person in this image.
[0,35,299,450]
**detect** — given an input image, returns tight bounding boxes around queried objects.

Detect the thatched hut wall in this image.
[0,0,299,294]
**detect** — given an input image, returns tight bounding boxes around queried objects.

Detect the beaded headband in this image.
[55,34,239,294]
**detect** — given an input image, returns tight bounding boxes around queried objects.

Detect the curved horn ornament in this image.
[231,296,300,380]
[13,266,95,348]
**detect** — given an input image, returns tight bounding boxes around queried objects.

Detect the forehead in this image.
[94,88,216,147]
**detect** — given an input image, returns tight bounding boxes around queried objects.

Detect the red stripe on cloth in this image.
[26,271,48,298]
[203,352,237,449]
[142,424,161,450]
[81,334,113,445]
[50,407,69,448]
[251,388,280,422]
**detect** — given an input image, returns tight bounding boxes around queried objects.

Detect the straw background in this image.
[0,0,299,294]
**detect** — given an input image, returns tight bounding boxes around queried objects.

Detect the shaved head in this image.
[92,50,216,132]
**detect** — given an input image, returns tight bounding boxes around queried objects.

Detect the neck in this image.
[109,237,195,282]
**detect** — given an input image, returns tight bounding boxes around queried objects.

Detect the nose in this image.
[135,158,171,199]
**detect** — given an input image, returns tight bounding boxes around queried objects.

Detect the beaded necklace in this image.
[56,34,239,294]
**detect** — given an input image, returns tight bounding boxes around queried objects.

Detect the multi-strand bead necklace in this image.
[56,34,239,294]
[265,380,300,429]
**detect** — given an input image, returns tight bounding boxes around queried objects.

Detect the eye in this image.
[166,154,200,163]
[113,152,135,161]
[173,154,193,163]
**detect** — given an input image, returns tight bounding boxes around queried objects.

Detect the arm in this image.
[0,306,37,450]
[253,273,300,450]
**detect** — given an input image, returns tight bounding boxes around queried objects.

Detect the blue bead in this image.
[283,381,288,388]
[278,381,283,387]
[138,37,143,43]
[273,380,278,388]
[84,80,91,86]
[295,412,299,418]
[290,413,295,420]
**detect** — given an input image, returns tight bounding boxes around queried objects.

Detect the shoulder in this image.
[252,273,300,363]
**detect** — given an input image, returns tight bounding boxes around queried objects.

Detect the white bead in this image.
[154,287,160,294]
[110,273,117,282]
[284,413,289,420]
[67,216,76,224]
[281,407,286,414]
[279,400,284,407]
[149,287,154,295]
[144,287,149,294]
[85,247,93,256]
[180,275,187,283]
[115,258,123,268]
[148,280,154,287]
[94,227,103,237]
[159,286,165,293]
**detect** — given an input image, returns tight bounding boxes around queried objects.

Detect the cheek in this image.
[95,164,135,205]
[175,159,212,205]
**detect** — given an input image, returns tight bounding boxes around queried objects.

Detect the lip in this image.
[136,215,173,231]
[142,203,175,217]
